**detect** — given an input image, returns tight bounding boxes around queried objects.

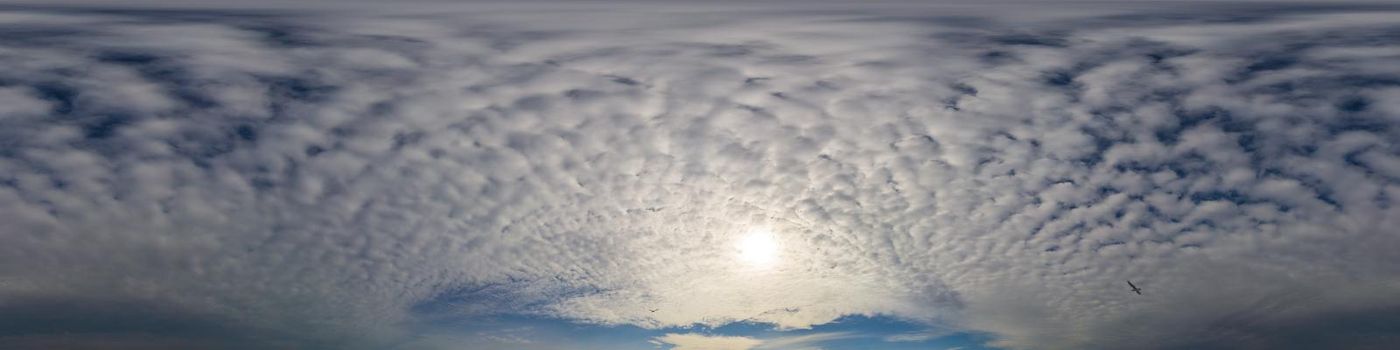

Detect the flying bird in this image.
[648,308,658,313]
[1127,280,1142,295]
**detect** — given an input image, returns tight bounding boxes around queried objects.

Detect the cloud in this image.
[477,326,535,345]
[653,334,763,350]
[756,332,857,349]
[652,332,855,350]
[883,333,939,343]
[0,1,1398,350]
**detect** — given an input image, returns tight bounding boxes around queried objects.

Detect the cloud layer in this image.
[1,2,1399,349]
[653,331,854,350]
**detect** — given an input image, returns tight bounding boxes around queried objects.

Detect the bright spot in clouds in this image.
[737,228,780,268]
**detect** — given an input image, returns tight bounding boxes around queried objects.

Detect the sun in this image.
[736,228,780,268]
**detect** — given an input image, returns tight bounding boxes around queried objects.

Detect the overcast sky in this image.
[1,1,1398,350]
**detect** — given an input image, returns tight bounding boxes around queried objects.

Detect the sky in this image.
[0,1,1399,349]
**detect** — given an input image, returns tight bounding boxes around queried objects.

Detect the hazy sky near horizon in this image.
[1,1,1399,349]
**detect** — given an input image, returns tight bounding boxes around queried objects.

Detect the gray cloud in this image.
[0,2,1398,349]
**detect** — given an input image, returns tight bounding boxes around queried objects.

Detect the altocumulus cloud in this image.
[1,1,1399,350]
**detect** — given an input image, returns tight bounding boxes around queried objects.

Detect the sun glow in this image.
[736,228,780,268]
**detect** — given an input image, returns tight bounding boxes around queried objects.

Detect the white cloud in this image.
[654,333,763,350]
[756,332,857,349]
[0,2,1397,350]
[883,332,945,343]
[653,332,855,350]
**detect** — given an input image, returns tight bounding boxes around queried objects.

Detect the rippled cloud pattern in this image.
[1,2,1399,350]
